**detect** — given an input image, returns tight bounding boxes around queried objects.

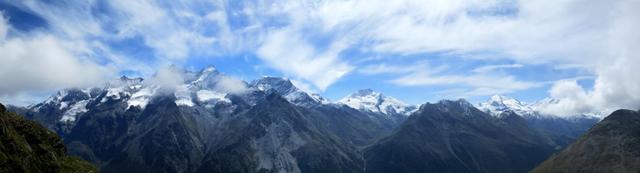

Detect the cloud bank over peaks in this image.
[537,0,640,116]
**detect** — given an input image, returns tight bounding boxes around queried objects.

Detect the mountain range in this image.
[7,66,605,173]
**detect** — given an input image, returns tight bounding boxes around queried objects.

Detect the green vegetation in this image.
[0,103,98,173]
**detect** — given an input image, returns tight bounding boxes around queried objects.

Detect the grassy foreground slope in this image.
[0,103,98,173]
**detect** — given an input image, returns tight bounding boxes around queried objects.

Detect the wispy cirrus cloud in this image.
[257,28,353,91]
[472,64,523,73]
[250,0,640,115]
[359,61,542,97]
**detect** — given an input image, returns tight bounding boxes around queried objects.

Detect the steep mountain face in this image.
[65,95,207,173]
[531,109,640,173]
[339,89,416,124]
[196,93,362,173]
[250,78,398,146]
[250,77,328,107]
[364,100,556,173]
[478,95,599,147]
[0,103,97,173]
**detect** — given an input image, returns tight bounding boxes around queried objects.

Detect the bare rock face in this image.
[531,109,640,173]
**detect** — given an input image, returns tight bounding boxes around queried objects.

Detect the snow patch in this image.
[175,99,194,107]
[339,89,416,116]
[196,90,229,102]
[60,100,89,122]
[127,87,156,109]
[478,95,535,117]
[59,102,69,109]
[174,84,194,107]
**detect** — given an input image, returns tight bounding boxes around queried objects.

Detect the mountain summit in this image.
[478,95,534,117]
[250,77,328,107]
[339,89,416,116]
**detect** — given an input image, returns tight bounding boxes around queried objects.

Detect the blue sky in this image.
[0,0,638,116]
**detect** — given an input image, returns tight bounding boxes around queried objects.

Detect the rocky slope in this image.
[0,103,97,173]
[531,109,640,173]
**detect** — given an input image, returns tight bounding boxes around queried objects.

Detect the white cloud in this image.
[107,0,218,60]
[358,61,447,75]
[536,80,593,116]
[536,0,640,116]
[253,0,639,115]
[0,14,116,95]
[360,61,540,97]
[290,79,318,94]
[472,64,523,73]
[391,72,541,95]
[215,76,249,94]
[148,66,185,92]
[2,0,638,114]
[257,29,353,91]
[0,12,7,41]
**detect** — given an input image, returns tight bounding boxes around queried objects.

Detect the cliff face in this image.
[0,103,97,173]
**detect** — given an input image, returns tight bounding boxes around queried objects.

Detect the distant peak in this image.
[340,89,415,116]
[486,95,524,106]
[259,76,290,82]
[438,99,472,106]
[357,88,375,94]
[350,89,381,98]
[201,65,217,73]
[250,77,297,93]
[119,75,143,82]
[479,94,534,117]
[490,94,505,100]
[252,76,292,86]
[489,94,515,102]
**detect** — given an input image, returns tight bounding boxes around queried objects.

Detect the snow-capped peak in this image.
[480,95,533,115]
[189,65,221,87]
[339,89,416,116]
[251,77,296,94]
[478,95,534,117]
[250,77,328,106]
[201,65,217,73]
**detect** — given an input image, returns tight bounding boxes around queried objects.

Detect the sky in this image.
[0,0,639,116]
